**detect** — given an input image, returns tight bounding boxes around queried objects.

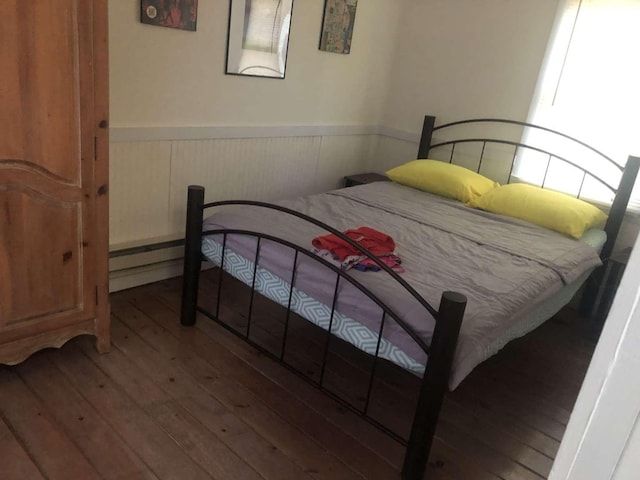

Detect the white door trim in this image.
[550,237,640,479]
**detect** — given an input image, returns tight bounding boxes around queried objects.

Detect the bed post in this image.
[402,291,466,480]
[181,185,205,326]
[601,155,640,262]
[417,115,436,159]
[579,155,640,318]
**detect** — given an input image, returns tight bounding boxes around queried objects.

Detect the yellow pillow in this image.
[468,183,607,238]
[385,160,499,203]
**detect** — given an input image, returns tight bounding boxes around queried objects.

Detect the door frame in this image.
[550,234,640,479]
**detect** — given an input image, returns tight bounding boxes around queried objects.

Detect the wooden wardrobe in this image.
[0,1,110,363]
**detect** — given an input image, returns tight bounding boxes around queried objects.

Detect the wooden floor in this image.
[0,272,596,480]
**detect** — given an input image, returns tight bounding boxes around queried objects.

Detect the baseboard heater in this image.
[109,239,185,258]
[108,239,186,292]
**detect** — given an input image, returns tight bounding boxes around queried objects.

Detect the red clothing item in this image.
[311,227,396,261]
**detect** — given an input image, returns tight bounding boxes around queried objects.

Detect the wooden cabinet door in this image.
[0,0,109,358]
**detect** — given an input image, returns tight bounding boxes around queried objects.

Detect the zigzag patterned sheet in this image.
[201,237,425,373]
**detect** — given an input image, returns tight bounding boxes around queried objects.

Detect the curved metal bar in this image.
[429,138,619,193]
[432,118,621,172]
[202,227,432,354]
[201,200,439,319]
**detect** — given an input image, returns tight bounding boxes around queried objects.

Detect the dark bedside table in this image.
[344,172,390,187]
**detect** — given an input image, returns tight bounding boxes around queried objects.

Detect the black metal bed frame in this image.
[181,190,466,479]
[180,115,639,479]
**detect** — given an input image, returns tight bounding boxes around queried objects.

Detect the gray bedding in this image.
[203,182,602,388]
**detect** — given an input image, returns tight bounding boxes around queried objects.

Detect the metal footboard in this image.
[180,185,467,480]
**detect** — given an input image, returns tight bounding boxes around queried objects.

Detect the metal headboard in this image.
[417,115,640,263]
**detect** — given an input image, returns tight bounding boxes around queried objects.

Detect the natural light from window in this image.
[515,0,640,208]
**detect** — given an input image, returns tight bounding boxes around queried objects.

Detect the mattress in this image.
[201,182,603,389]
[202,238,425,372]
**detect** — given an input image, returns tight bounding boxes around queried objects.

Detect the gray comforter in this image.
[203,182,601,388]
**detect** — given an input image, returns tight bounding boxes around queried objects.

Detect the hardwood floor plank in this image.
[200,283,556,478]
[472,360,577,422]
[50,344,214,480]
[0,275,591,480]
[439,402,553,477]
[15,352,159,480]
[111,295,395,480]
[365,355,561,461]
[490,339,590,391]
[0,271,594,480]
[104,311,358,480]
[454,375,567,442]
[187,271,578,433]
[175,393,360,480]
[138,297,403,473]
[357,354,560,463]
[444,395,560,459]
[79,323,318,480]
[0,413,45,480]
[146,400,270,480]
[436,417,544,480]
[141,285,502,480]
[199,277,557,477]
[160,272,570,479]
[134,283,406,462]
[0,367,101,480]
[225,300,556,479]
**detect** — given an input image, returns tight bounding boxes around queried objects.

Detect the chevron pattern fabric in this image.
[202,237,425,374]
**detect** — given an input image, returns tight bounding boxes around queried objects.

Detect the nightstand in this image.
[344,172,390,187]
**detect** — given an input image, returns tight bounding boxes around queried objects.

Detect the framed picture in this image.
[225,0,294,79]
[319,0,357,54]
[141,0,198,31]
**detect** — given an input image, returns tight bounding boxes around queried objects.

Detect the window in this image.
[243,0,290,53]
[515,0,640,208]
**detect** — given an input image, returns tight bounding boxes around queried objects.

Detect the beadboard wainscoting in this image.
[108,127,381,291]
[108,125,640,292]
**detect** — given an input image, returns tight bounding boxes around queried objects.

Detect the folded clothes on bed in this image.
[354,254,404,272]
[311,227,404,272]
[312,226,396,259]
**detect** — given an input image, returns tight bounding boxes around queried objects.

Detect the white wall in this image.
[371,0,559,172]
[108,0,403,249]
[110,0,560,131]
[107,0,571,287]
[549,228,640,480]
[381,0,558,133]
[109,0,400,127]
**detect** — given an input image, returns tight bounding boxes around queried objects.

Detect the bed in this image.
[180,115,640,480]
